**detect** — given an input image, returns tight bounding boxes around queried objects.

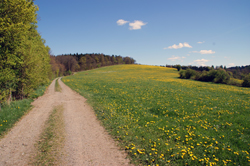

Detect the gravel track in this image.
[0,78,131,166]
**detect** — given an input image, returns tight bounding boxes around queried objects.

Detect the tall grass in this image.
[62,65,250,166]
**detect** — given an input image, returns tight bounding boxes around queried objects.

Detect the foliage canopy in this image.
[0,0,51,103]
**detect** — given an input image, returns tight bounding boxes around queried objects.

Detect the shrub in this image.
[242,74,250,87]
[176,65,181,71]
[213,68,230,84]
[179,66,248,88]
[227,79,242,87]
[179,70,186,78]
[191,71,202,80]
[185,69,197,79]
[64,70,72,76]
[206,69,217,82]
[197,70,208,82]
[227,71,233,77]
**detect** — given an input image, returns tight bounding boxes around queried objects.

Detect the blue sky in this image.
[36,0,250,67]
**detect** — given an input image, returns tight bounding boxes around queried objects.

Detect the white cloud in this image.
[200,50,215,54]
[228,63,235,67]
[164,42,192,49]
[192,50,215,54]
[117,19,147,30]
[168,55,186,62]
[197,41,205,44]
[193,59,210,66]
[129,20,147,30]
[183,43,192,48]
[117,19,129,26]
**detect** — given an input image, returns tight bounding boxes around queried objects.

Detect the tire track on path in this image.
[0,79,60,165]
[59,78,131,166]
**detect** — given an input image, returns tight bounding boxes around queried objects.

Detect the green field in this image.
[62,65,250,166]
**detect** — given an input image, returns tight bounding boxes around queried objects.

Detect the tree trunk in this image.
[21,87,23,100]
[7,88,12,105]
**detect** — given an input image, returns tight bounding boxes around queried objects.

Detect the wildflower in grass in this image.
[62,64,250,166]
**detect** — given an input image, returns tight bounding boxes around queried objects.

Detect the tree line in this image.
[167,64,250,80]
[0,0,52,104]
[50,53,136,78]
[172,65,250,87]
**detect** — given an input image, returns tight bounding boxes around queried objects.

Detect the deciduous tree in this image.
[0,0,51,102]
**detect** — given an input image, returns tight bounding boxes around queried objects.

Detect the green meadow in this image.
[62,65,250,166]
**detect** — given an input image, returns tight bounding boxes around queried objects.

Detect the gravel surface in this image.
[0,78,132,166]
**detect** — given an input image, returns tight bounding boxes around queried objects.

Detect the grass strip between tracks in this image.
[55,78,62,92]
[33,105,65,165]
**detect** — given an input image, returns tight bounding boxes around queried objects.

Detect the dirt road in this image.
[0,78,131,166]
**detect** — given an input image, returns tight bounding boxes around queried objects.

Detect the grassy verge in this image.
[55,78,62,92]
[28,81,51,99]
[33,105,65,165]
[0,99,33,137]
[62,65,250,166]
[0,82,51,137]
